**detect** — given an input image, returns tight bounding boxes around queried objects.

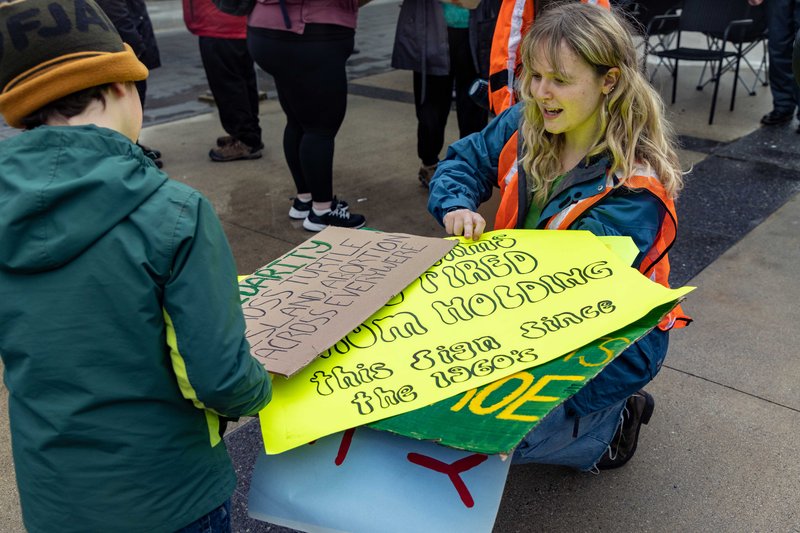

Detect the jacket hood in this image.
[0,125,167,273]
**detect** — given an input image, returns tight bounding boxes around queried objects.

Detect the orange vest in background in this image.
[488,0,611,115]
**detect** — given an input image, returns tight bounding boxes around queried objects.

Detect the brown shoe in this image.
[209,139,262,162]
[596,389,655,470]
[216,135,235,147]
[418,163,437,188]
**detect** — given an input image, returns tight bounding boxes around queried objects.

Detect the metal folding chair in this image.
[647,0,767,124]
[696,2,768,98]
[631,0,683,79]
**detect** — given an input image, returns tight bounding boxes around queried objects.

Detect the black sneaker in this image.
[137,142,161,160]
[596,389,655,470]
[289,197,312,219]
[302,198,365,231]
[289,198,350,219]
[760,109,794,126]
[137,142,163,168]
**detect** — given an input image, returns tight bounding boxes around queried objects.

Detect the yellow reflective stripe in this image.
[205,411,222,447]
[163,308,222,447]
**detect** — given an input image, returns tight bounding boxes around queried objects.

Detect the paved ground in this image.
[1,1,799,531]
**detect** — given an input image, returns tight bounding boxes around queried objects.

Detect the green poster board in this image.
[368,301,676,455]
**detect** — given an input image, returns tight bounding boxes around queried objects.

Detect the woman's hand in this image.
[443,209,486,240]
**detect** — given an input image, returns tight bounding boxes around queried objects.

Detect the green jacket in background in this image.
[0,125,272,532]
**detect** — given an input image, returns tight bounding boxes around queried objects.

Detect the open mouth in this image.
[541,106,563,119]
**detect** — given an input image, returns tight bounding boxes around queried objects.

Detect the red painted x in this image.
[406,452,488,507]
[327,429,489,508]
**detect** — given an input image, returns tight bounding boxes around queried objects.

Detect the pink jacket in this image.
[248,0,358,35]
[183,0,247,39]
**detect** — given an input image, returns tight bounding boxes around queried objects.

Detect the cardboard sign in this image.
[248,427,511,533]
[239,227,456,376]
[257,230,692,454]
[369,301,674,454]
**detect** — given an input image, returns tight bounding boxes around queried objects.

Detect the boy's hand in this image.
[444,209,486,240]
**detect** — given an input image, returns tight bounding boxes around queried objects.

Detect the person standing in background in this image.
[392,0,500,188]
[184,0,265,161]
[247,0,366,232]
[748,0,800,131]
[96,0,164,166]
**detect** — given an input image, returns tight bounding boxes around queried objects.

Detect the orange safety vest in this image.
[488,0,611,115]
[494,132,691,331]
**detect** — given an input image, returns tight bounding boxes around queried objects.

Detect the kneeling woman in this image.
[427,2,690,470]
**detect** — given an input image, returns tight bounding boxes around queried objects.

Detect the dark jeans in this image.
[513,328,669,471]
[765,0,800,113]
[248,25,354,203]
[414,27,488,166]
[174,499,231,533]
[199,36,263,149]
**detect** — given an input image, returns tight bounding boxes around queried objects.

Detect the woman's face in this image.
[528,41,616,146]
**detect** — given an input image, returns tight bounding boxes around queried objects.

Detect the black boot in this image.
[596,389,655,470]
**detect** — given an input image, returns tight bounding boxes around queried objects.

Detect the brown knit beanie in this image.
[0,0,148,128]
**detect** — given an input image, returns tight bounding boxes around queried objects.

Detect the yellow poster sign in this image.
[258,230,692,454]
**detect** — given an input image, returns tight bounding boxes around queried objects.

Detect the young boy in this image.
[0,0,272,531]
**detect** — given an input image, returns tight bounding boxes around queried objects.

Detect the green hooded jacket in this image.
[0,125,272,532]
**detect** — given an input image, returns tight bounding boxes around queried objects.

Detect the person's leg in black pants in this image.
[199,36,263,155]
[761,0,800,127]
[448,27,488,138]
[251,34,351,201]
[272,79,310,199]
[248,27,365,230]
[413,71,454,168]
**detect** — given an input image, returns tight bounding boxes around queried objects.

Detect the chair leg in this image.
[709,57,724,124]
[730,51,742,112]
[671,59,679,105]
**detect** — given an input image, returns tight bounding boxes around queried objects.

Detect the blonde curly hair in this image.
[517,2,682,207]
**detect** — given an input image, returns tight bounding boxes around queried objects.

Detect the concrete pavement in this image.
[1,1,799,531]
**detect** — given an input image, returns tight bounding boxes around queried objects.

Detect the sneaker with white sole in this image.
[302,198,365,231]
[289,197,312,219]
